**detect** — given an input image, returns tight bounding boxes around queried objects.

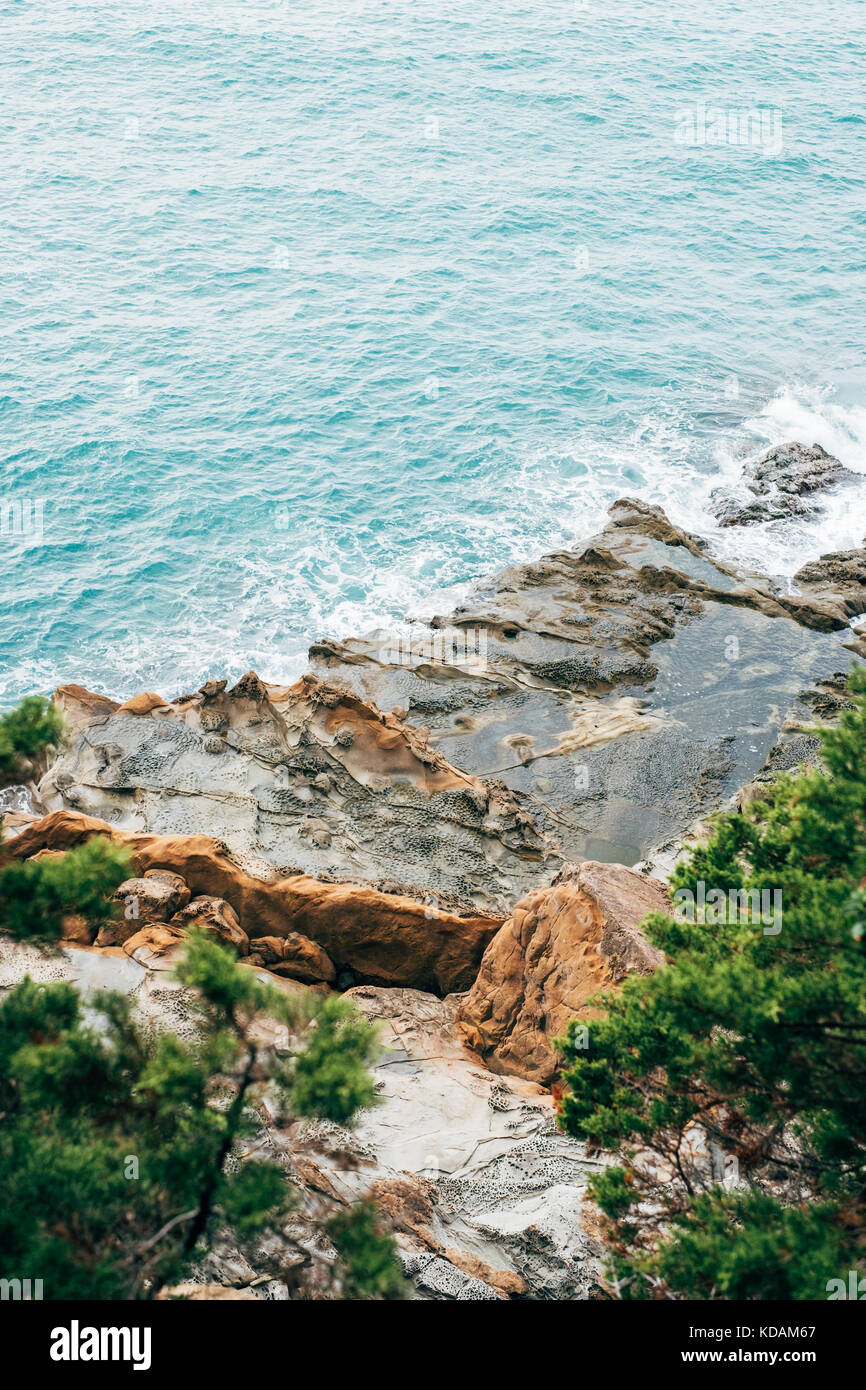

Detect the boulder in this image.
[457,861,667,1085]
[247,930,335,985]
[245,935,285,967]
[170,896,249,955]
[272,932,336,985]
[793,548,866,619]
[60,913,95,945]
[122,922,186,969]
[711,441,855,526]
[100,869,192,945]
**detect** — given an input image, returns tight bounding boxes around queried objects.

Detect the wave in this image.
[680,384,866,581]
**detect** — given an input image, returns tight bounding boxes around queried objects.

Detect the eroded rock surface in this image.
[793,548,866,619]
[0,937,601,1300]
[38,673,553,916]
[711,441,857,526]
[292,985,603,1298]
[457,861,667,1085]
[6,810,500,993]
[309,498,860,870]
[28,499,863,905]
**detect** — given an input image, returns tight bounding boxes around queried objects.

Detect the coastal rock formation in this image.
[6,811,500,993]
[793,548,866,619]
[309,497,860,872]
[711,441,856,526]
[23,498,862,911]
[5,490,866,1301]
[294,985,603,1298]
[457,861,667,1085]
[0,936,601,1300]
[37,673,554,916]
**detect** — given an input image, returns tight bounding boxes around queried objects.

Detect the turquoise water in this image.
[2,0,865,705]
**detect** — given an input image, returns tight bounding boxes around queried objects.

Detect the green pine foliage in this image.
[327,1200,406,1300]
[0,695,64,779]
[556,667,866,1300]
[0,707,404,1301]
[0,928,402,1298]
[0,836,132,941]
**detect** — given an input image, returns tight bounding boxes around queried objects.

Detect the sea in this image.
[1,0,865,705]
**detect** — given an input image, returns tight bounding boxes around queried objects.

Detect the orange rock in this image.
[116,692,169,715]
[60,913,95,945]
[271,931,336,985]
[246,935,285,966]
[170,896,249,955]
[53,684,119,738]
[122,922,185,968]
[9,811,501,993]
[457,861,667,1085]
[442,1247,527,1298]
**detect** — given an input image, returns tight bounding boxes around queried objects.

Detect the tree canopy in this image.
[557,667,866,1300]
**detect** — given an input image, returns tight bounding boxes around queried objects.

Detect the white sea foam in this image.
[680,385,866,582]
[308,385,866,670]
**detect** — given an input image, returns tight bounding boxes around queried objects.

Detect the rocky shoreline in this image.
[2,440,865,1299]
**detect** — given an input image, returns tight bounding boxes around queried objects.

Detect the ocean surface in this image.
[1,0,865,706]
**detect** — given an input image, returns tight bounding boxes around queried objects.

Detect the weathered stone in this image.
[246,935,286,967]
[0,938,601,1299]
[60,913,95,945]
[711,441,855,526]
[457,861,667,1085]
[170,896,249,955]
[7,812,500,994]
[122,922,186,969]
[793,548,866,619]
[37,673,553,916]
[271,931,335,985]
[107,869,191,938]
[300,984,603,1298]
[308,499,856,875]
[247,930,336,985]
